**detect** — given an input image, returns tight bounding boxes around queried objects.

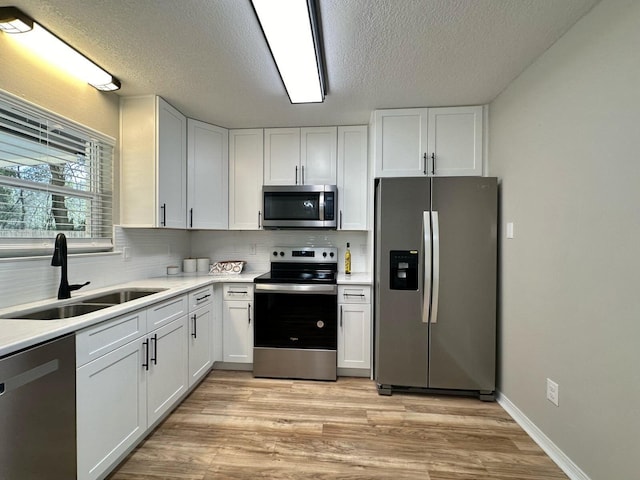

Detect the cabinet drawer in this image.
[223,283,254,300]
[76,309,147,367]
[338,285,371,304]
[147,295,188,331]
[189,285,213,311]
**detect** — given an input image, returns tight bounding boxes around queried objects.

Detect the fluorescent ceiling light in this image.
[251,0,326,104]
[0,7,120,92]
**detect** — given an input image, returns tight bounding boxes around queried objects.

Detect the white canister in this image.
[197,258,210,272]
[183,258,197,273]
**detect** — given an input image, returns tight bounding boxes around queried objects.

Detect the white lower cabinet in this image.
[187,286,214,387]
[76,287,212,480]
[76,338,147,480]
[146,316,189,425]
[337,285,372,372]
[222,283,254,363]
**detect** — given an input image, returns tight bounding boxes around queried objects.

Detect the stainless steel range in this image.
[253,246,338,381]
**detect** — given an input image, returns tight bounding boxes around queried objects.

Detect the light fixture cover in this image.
[0,6,33,33]
[252,0,326,104]
[0,6,120,92]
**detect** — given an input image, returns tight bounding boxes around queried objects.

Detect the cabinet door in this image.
[264,128,300,185]
[301,127,337,185]
[337,126,368,230]
[229,129,264,229]
[374,109,428,178]
[427,106,483,176]
[338,303,371,369]
[188,304,213,387]
[223,300,253,363]
[77,340,147,480]
[187,119,229,229]
[147,316,188,426]
[157,97,187,228]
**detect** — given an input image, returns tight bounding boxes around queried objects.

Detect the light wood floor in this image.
[108,370,568,480]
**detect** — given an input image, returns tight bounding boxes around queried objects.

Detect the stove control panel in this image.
[272,246,337,263]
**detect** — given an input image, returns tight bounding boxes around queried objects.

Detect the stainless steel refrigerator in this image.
[374,176,497,399]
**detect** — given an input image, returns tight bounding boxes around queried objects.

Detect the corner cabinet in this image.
[264,127,337,185]
[229,129,264,230]
[187,120,228,229]
[372,106,483,178]
[120,95,187,228]
[337,126,368,230]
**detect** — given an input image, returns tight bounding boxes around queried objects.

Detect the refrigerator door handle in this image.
[422,211,432,323]
[431,211,440,324]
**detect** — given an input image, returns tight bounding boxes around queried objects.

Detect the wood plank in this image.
[108,370,568,480]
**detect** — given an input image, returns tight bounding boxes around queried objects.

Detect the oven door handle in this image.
[255,283,338,294]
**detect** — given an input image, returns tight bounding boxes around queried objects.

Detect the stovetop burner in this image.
[255,246,338,285]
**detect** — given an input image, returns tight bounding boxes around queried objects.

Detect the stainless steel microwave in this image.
[263,185,337,229]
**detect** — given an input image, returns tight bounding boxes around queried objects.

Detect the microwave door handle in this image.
[319,191,325,221]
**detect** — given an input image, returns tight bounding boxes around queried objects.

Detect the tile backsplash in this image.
[0,227,370,310]
[190,230,370,275]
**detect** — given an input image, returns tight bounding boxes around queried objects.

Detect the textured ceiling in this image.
[1,0,600,128]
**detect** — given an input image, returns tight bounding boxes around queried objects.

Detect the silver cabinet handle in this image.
[431,211,440,324]
[431,153,436,175]
[423,153,427,175]
[160,203,166,226]
[340,305,343,328]
[258,210,262,229]
[190,207,193,228]
[295,165,298,185]
[191,314,197,338]
[195,293,211,303]
[422,211,431,324]
[248,303,251,324]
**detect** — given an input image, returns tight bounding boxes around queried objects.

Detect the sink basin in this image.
[4,288,167,320]
[13,303,113,320]
[81,288,166,305]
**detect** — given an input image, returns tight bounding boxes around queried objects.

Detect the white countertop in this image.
[0,272,264,358]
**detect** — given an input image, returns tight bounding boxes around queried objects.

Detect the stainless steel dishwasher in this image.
[0,334,76,479]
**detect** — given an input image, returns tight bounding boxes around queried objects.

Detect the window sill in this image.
[0,250,120,262]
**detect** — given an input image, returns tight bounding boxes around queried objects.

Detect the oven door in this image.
[254,284,337,350]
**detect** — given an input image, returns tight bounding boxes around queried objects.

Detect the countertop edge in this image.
[0,272,264,358]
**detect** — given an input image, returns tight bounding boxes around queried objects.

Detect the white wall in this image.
[489,0,640,478]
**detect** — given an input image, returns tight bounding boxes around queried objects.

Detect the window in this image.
[0,90,114,256]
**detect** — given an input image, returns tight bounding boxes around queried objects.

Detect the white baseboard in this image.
[496,392,591,480]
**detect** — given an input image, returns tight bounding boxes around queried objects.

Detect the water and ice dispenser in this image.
[389,250,419,290]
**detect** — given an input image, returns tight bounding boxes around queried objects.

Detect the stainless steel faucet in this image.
[51,233,90,299]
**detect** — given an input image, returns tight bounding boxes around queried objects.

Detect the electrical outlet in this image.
[249,243,257,255]
[546,378,559,406]
[123,247,131,262]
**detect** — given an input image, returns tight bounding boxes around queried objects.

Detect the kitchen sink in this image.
[4,287,167,320]
[81,288,166,305]
[12,303,113,320]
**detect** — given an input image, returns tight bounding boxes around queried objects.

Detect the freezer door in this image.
[428,177,497,391]
[375,177,430,388]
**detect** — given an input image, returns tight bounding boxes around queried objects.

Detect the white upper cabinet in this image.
[427,106,483,176]
[263,128,300,185]
[121,95,187,228]
[301,126,337,185]
[229,129,264,230]
[337,125,368,230]
[264,127,337,185]
[373,106,483,177]
[373,108,428,178]
[187,119,229,229]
